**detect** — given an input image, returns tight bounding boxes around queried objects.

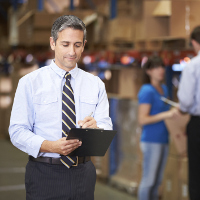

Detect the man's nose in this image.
[69,45,75,56]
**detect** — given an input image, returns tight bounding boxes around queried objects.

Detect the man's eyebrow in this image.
[60,41,69,44]
[60,41,83,44]
[75,42,83,44]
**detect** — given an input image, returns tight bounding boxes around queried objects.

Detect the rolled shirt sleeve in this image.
[95,78,112,130]
[178,64,196,113]
[9,76,46,158]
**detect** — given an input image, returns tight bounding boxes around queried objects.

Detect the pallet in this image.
[109,175,138,195]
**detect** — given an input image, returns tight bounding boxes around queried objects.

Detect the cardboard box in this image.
[0,77,12,94]
[44,0,70,14]
[0,76,13,138]
[33,30,51,45]
[91,149,110,180]
[16,9,95,46]
[165,114,190,157]
[135,1,169,40]
[179,158,189,200]
[33,13,61,29]
[107,17,135,43]
[105,68,143,100]
[170,1,200,38]
[137,160,142,185]
[117,0,135,17]
[27,0,38,10]
[162,156,190,200]
[110,160,139,194]
[0,104,12,139]
[11,63,39,101]
[18,12,33,46]
[162,156,180,200]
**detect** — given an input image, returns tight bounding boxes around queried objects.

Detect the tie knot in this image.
[65,72,71,81]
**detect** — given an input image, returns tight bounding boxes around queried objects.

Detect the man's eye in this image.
[75,45,81,48]
[63,45,69,47]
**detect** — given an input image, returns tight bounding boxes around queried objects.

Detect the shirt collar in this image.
[69,64,78,79]
[198,50,200,55]
[50,60,78,79]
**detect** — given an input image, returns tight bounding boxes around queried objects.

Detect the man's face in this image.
[50,28,86,71]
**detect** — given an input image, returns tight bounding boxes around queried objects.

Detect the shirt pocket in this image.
[79,96,98,118]
[33,95,58,122]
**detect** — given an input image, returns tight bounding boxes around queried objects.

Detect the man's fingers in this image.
[65,139,80,144]
[79,117,92,126]
[66,140,82,147]
[82,120,94,128]
[61,141,82,155]
[78,120,83,126]
[62,147,77,156]
[81,117,97,128]
[61,140,81,150]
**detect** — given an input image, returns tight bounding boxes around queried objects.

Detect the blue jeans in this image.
[138,142,169,200]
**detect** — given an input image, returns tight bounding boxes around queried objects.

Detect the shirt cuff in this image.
[179,103,189,113]
[27,135,46,158]
[97,123,112,130]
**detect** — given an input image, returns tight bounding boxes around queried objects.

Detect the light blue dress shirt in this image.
[9,60,112,158]
[178,51,200,115]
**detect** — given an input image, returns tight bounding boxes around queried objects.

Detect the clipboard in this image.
[67,128,117,156]
[160,96,179,107]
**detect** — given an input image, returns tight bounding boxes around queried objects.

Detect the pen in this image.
[80,112,93,128]
[88,112,93,117]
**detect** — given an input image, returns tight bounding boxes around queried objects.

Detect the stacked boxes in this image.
[170,0,200,38]
[162,114,190,200]
[92,97,141,194]
[104,67,143,100]
[109,98,140,194]
[179,158,189,200]
[91,150,110,181]
[0,76,12,138]
[135,1,170,41]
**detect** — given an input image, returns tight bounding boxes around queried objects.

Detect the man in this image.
[178,26,200,200]
[9,15,112,200]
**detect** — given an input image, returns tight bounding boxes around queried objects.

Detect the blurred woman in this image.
[137,55,179,200]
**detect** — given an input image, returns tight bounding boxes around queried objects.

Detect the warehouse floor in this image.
[0,139,136,200]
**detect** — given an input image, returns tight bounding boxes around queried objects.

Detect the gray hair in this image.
[51,15,86,44]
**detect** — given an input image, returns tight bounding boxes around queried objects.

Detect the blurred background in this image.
[0,0,195,199]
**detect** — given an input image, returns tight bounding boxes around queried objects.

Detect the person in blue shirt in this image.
[9,15,112,200]
[137,55,179,200]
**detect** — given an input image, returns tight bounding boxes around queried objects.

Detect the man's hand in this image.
[166,107,181,119]
[78,116,98,129]
[40,138,82,156]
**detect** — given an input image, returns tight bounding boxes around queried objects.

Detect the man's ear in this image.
[191,39,196,47]
[82,40,87,52]
[84,40,87,46]
[50,37,55,51]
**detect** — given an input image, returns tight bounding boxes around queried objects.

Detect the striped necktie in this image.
[60,72,77,168]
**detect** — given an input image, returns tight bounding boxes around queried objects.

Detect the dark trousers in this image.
[25,160,96,200]
[187,116,200,200]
